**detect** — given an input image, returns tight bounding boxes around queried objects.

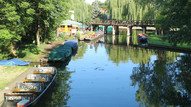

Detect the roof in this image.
[61,20,82,27]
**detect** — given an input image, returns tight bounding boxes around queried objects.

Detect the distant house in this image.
[100,8,108,19]
[60,20,82,35]
[100,8,107,14]
[69,10,75,20]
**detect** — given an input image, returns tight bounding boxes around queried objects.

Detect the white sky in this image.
[85,0,106,4]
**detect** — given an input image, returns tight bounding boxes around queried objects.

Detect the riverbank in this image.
[0,40,69,106]
[147,33,191,53]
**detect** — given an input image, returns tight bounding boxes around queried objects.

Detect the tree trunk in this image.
[36,24,40,46]
[9,42,17,56]
[56,26,59,40]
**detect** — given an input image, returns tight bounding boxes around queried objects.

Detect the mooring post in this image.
[103,26,105,33]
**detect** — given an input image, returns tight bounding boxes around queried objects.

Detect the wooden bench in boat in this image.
[23,74,52,83]
[34,67,56,74]
[3,67,57,107]
[12,83,44,93]
[4,93,33,101]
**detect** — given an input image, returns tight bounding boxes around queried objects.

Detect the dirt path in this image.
[39,41,65,62]
[0,67,35,106]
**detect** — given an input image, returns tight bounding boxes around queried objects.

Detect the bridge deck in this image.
[91,20,155,27]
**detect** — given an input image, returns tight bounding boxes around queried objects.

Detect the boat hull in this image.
[3,67,57,107]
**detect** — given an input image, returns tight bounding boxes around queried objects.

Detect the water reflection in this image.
[105,45,154,65]
[34,67,74,107]
[131,54,191,106]
[34,30,190,106]
[104,30,142,45]
[71,42,87,60]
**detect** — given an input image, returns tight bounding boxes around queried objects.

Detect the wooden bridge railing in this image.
[91,20,155,26]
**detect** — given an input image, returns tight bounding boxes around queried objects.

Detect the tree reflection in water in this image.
[131,54,191,106]
[34,57,74,107]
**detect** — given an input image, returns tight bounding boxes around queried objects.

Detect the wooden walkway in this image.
[91,19,155,27]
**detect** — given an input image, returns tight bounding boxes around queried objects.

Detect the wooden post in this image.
[116,26,119,35]
[91,25,93,31]
[103,26,105,32]
[127,35,130,46]
[127,26,130,36]
[112,34,116,44]
[105,26,108,34]
[142,26,146,34]
[155,29,157,35]
[112,26,115,35]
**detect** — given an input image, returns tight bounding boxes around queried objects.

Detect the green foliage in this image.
[16,44,44,61]
[76,33,80,39]
[160,0,191,45]
[0,0,69,59]
[17,44,42,57]
[67,0,90,23]
[106,0,155,20]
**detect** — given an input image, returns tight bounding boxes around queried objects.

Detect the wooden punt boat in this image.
[3,67,57,107]
[48,39,78,62]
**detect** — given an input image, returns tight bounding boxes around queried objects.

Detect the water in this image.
[35,31,191,107]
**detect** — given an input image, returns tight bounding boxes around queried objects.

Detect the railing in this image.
[91,20,155,26]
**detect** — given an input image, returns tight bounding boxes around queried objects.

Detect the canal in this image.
[35,30,191,107]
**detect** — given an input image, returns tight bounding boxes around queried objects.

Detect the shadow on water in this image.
[34,56,75,107]
[34,45,80,107]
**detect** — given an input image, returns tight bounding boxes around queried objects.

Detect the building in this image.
[60,20,82,35]
[69,10,75,20]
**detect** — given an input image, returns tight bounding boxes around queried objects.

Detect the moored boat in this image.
[48,39,78,62]
[138,34,148,44]
[84,33,100,41]
[2,67,57,107]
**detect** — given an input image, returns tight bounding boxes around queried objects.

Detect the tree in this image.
[0,1,21,56]
[156,0,191,45]
[0,0,69,58]
[92,0,100,19]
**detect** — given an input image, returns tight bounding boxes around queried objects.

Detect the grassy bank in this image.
[0,65,30,89]
[18,35,75,62]
[147,33,191,49]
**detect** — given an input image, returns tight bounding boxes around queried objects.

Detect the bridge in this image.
[90,19,155,35]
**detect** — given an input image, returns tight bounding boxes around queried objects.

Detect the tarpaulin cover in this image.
[48,44,72,62]
[64,39,78,49]
[0,58,30,66]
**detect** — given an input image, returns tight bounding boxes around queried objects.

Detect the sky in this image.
[85,0,106,4]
